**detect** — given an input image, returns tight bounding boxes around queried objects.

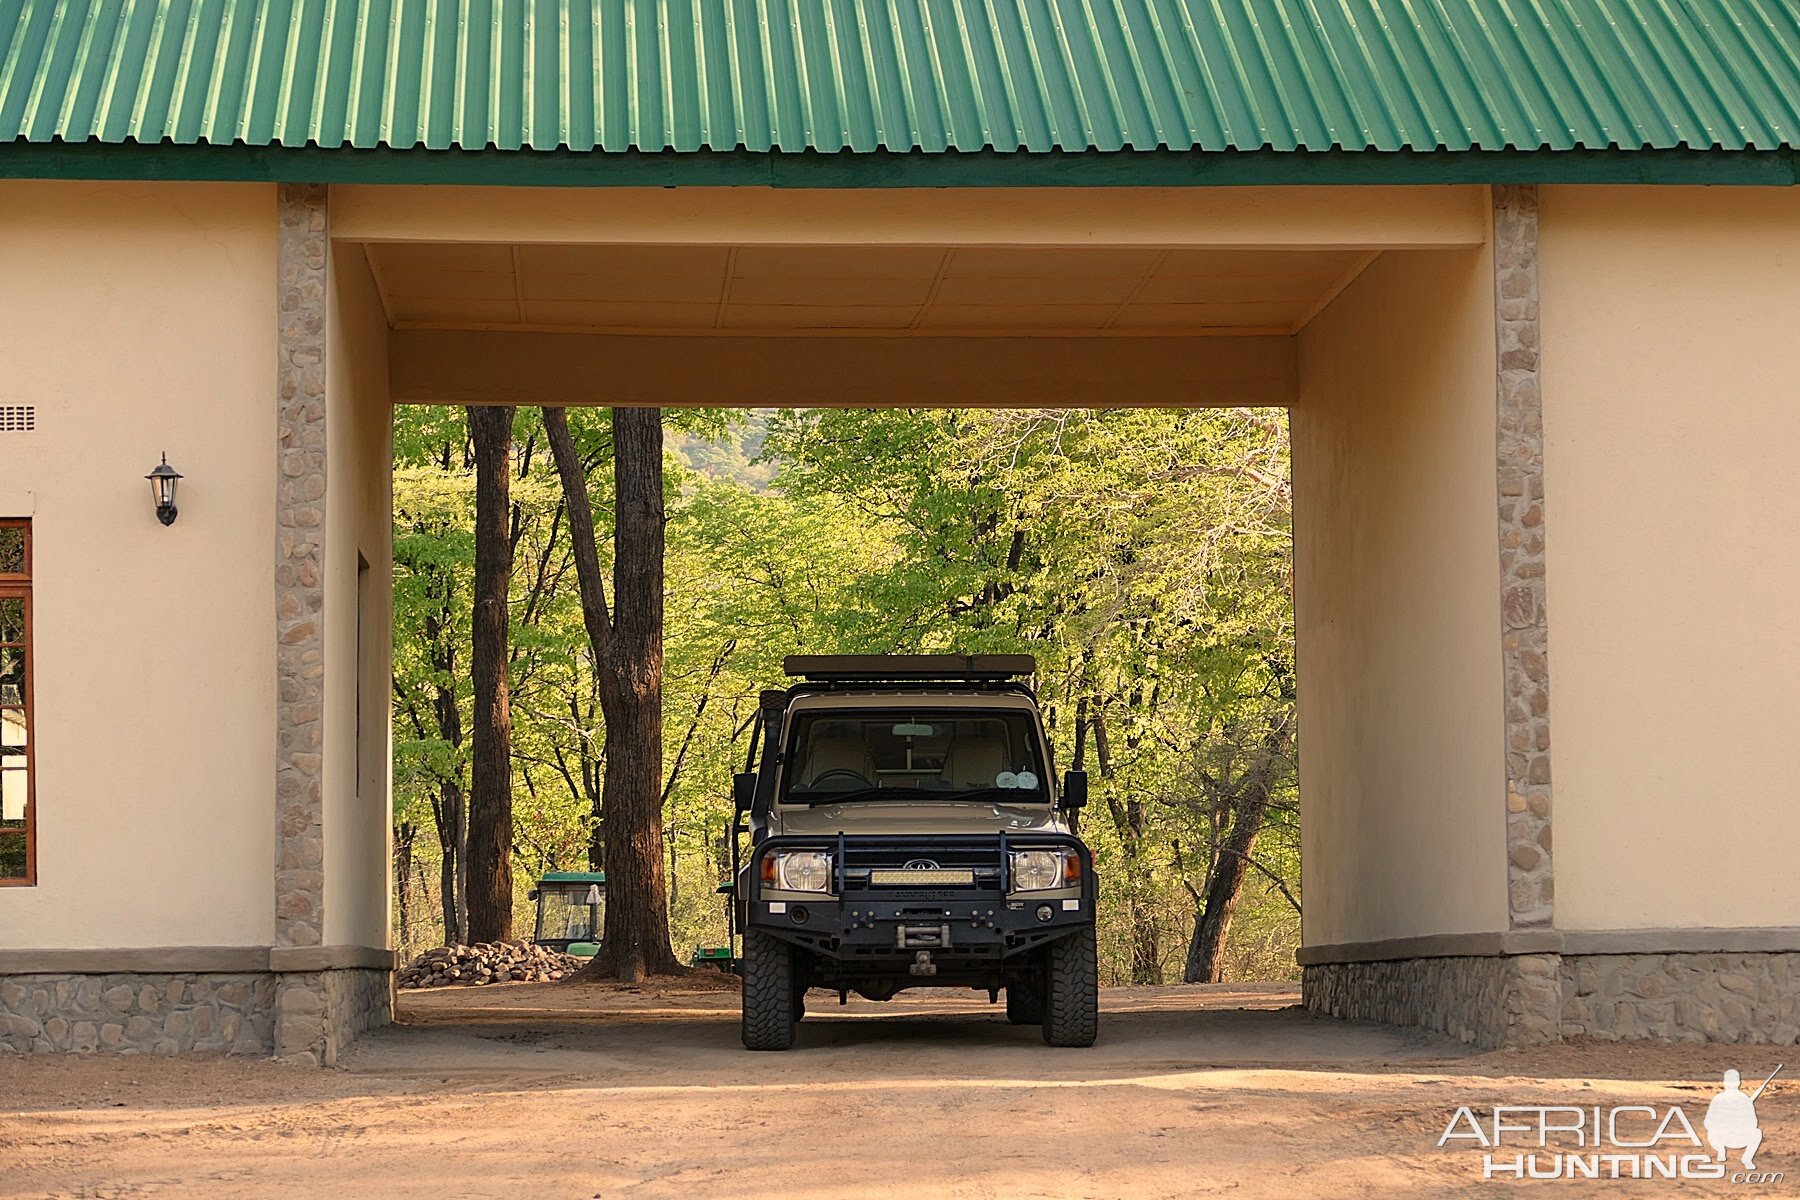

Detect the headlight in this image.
[1010,849,1077,892]
[770,851,834,893]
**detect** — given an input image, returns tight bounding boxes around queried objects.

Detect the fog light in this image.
[790,905,810,925]
[1035,905,1054,923]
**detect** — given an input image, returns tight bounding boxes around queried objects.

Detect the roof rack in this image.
[782,654,1037,683]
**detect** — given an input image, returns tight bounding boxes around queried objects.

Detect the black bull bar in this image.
[744,832,1095,961]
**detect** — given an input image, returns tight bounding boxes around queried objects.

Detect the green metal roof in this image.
[539,871,605,884]
[2,0,1797,159]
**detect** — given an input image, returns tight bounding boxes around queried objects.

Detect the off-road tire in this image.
[1042,926,1099,1047]
[1006,979,1045,1025]
[741,930,798,1051]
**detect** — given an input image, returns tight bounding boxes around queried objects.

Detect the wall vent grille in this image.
[0,407,35,433]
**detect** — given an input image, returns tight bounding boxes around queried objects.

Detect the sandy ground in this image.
[0,980,1791,1198]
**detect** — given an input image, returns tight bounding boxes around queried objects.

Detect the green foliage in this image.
[391,405,1299,980]
[762,408,1299,982]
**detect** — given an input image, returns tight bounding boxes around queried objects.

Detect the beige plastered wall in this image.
[1540,186,1800,931]
[322,244,394,949]
[0,182,277,948]
[1292,247,1509,946]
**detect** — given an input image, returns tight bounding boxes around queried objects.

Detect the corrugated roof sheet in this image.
[2,0,1797,155]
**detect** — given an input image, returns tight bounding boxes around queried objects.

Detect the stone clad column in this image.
[275,183,329,948]
[274,184,331,1063]
[1493,185,1554,930]
[1488,184,1562,1047]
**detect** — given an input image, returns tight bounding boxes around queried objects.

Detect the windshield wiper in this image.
[790,787,931,806]
[948,787,1048,803]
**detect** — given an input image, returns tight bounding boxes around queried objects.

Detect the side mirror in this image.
[1062,769,1089,810]
[732,771,757,814]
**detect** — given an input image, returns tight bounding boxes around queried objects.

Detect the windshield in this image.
[537,887,603,942]
[782,709,1048,805]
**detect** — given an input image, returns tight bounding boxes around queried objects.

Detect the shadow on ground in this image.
[349,981,1469,1091]
[4,982,1787,1199]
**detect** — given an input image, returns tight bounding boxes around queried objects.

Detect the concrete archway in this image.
[312,181,1527,1058]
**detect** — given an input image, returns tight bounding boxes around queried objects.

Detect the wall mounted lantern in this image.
[146,454,182,526]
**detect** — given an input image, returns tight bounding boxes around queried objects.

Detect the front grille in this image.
[837,838,1003,891]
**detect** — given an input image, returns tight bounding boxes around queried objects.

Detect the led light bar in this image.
[869,868,976,886]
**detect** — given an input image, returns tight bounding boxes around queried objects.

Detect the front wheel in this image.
[741,930,798,1051]
[1042,926,1099,1047]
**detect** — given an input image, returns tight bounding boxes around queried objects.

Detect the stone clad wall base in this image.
[1303,955,1560,1049]
[0,974,277,1055]
[275,967,393,1067]
[0,965,391,1060]
[1306,951,1800,1049]
[1561,953,1800,1044]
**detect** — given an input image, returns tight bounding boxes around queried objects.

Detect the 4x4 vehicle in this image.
[731,655,1097,1051]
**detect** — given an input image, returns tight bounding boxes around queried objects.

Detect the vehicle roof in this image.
[783,653,1035,682]
[786,689,1041,714]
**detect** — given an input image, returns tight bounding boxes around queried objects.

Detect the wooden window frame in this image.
[0,518,34,886]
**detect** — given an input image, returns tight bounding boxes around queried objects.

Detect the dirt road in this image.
[1,981,1788,1198]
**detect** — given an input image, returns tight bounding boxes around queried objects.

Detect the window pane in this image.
[0,646,20,706]
[0,762,24,822]
[0,830,24,879]
[0,597,21,643]
[0,528,21,575]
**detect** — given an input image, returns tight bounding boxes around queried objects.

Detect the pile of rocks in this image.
[397,942,584,989]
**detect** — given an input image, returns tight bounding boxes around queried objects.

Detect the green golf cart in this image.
[527,871,605,958]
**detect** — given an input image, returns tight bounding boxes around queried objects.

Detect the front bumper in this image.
[744,833,1095,963]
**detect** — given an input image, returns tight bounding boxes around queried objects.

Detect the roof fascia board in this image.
[1,144,1796,188]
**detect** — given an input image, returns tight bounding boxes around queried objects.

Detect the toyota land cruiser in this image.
[731,654,1098,1050]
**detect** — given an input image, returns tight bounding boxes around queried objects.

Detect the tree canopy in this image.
[391,405,1298,984]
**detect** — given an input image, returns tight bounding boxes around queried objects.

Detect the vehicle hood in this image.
[772,800,1063,836]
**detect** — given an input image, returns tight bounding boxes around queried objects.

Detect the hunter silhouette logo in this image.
[1707,1068,1779,1170]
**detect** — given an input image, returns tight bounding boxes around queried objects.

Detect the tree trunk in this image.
[1184,823,1259,984]
[1092,705,1162,985]
[587,804,605,873]
[418,568,468,945]
[465,405,516,944]
[393,822,416,949]
[543,406,686,980]
[1184,722,1291,983]
[433,779,466,944]
[1127,896,1162,985]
